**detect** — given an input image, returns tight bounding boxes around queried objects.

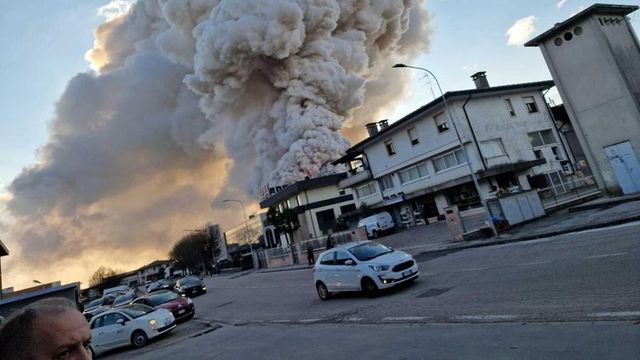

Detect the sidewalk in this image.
[257,195,640,273]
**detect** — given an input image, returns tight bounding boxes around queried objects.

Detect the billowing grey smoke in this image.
[3,0,431,287]
[185,0,429,188]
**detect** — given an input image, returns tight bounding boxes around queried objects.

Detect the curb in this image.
[568,196,640,212]
[257,265,313,274]
[419,215,640,256]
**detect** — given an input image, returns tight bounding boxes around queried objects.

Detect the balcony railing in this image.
[338,169,372,188]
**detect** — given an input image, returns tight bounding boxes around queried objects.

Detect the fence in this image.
[538,175,599,208]
[258,228,368,269]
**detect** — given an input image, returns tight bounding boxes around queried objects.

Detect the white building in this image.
[259,174,357,242]
[526,3,640,195]
[335,74,580,223]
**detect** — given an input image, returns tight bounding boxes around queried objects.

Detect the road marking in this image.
[298,319,322,323]
[382,316,426,322]
[450,267,487,273]
[271,319,293,323]
[584,252,627,259]
[588,311,640,318]
[343,317,363,322]
[517,261,550,266]
[455,314,520,321]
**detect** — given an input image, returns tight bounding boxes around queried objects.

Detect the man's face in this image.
[31,309,92,360]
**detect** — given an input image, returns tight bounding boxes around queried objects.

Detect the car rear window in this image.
[120,304,155,318]
[148,290,180,306]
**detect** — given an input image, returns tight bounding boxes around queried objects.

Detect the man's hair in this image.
[0,297,80,360]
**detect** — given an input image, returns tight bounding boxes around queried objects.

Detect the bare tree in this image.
[88,266,119,287]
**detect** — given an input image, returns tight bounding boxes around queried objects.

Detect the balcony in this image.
[338,169,372,188]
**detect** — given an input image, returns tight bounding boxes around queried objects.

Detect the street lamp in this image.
[392,64,497,236]
[222,199,257,268]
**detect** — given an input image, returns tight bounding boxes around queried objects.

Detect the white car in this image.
[313,241,419,300]
[89,304,176,356]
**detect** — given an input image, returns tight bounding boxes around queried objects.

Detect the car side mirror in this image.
[116,318,126,326]
[345,259,355,266]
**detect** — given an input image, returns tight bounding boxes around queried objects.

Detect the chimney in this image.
[378,119,389,129]
[471,71,490,89]
[366,122,379,137]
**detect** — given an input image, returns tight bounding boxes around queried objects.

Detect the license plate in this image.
[402,270,412,277]
[178,309,186,314]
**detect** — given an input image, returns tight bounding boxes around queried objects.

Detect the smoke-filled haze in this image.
[3,0,431,289]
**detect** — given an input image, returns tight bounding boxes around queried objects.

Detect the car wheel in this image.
[316,282,331,300]
[131,330,148,348]
[362,278,379,298]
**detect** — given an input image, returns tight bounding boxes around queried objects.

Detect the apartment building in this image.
[335,73,575,223]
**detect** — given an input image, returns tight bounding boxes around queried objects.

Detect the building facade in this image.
[335,74,581,223]
[526,4,640,195]
[259,173,357,243]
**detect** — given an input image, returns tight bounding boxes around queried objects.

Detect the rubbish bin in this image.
[443,205,465,242]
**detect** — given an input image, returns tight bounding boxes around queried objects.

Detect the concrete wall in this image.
[538,14,640,193]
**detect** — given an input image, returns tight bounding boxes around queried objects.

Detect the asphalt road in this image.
[102,221,640,359]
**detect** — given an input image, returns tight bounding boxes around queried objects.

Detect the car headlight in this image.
[202,286,206,290]
[149,319,157,330]
[369,265,389,271]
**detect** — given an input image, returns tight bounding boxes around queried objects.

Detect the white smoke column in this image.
[3,0,430,288]
[185,0,430,188]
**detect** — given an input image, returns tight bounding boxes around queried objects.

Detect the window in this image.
[551,146,562,160]
[380,174,395,191]
[398,161,429,184]
[504,99,516,117]
[320,252,335,265]
[385,140,396,156]
[480,139,506,158]
[433,149,468,172]
[357,183,377,198]
[534,149,543,159]
[296,194,303,206]
[435,113,449,133]
[335,251,353,265]
[528,129,556,147]
[523,96,539,113]
[338,188,346,196]
[407,127,419,145]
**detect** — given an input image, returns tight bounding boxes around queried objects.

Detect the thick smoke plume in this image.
[3,0,431,288]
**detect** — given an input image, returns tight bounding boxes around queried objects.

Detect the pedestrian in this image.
[0,297,93,360]
[325,233,334,250]
[307,243,315,265]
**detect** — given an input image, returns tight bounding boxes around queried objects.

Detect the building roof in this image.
[259,173,347,208]
[0,239,8,257]
[0,283,79,306]
[525,3,639,47]
[137,259,172,272]
[334,80,555,164]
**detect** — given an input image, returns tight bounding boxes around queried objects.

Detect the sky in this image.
[0,0,638,290]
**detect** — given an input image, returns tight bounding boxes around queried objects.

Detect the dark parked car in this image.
[112,292,136,308]
[83,295,116,320]
[174,276,206,297]
[147,279,174,293]
[132,289,195,322]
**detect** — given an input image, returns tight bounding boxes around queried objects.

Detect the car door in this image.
[92,313,130,351]
[317,251,338,291]
[335,250,360,290]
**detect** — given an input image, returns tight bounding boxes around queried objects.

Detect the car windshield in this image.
[147,290,180,306]
[177,277,200,286]
[348,242,393,261]
[120,304,155,318]
[113,293,134,306]
[86,298,103,308]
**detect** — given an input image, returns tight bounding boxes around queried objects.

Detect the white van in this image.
[357,212,395,238]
